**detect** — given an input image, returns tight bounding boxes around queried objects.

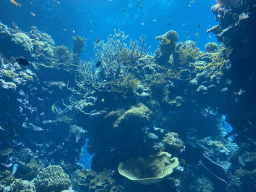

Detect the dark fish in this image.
[140,5,143,9]
[96,37,99,43]
[168,22,172,26]
[136,0,141,7]
[123,9,127,12]
[95,61,101,67]
[95,22,97,27]
[15,57,29,66]
[198,24,201,28]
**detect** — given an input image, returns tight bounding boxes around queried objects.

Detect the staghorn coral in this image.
[93,29,150,80]
[32,165,70,192]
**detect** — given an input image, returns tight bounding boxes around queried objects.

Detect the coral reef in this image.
[205,42,219,53]
[3,179,36,192]
[155,30,179,66]
[32,165,71,192]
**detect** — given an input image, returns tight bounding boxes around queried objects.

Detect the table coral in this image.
[118,152,179,185]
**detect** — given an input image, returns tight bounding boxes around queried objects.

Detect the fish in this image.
[95,22,97,27]
[168,22,172,26]
[96,37,100,43]
[10,0,21,7]
[162,37,170,44]
[198,24,201,28]
[57,1,61,5]
[153,19,157,22]
[30,12,35,17]
[63,29,67,31]
[196,32,200,37]
[11,164,18,176]
[15,57,29,66]
[95,61,101,67]
[141,23,145,25]
[136,0,141,7]
[123,9,127,12]
[140,5,143,9]
[73,30,75,33]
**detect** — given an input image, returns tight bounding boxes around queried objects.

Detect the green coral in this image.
[205,42,219,53]
[109,74,141,97]
[73,36,86,58]
[3,70,18,78]
[174,40,203,66]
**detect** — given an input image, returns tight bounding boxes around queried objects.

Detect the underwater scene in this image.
[0,0,256,191]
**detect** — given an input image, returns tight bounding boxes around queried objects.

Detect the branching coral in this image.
[94,29,150,80]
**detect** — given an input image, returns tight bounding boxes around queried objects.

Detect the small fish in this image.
[141,23,145,25]
[153,19,157,22]
[10,0,21,7]
[162,37,170,44]
[73,30,75,33]
[123,9,127,12]
[90,20,92,23]
[136,0,141,7]
[168,22,172,26]
[63,29,67,31]
[57,1,61,5]
[209,35,211,38]
[95,61,101,67]
[90,30,93,33]
[196,32,200,37]
[95,22,97,27]
[140,5,143,9]
[30,12,35,17]
[11,164,18,176]
[198,24,201,28]
[96,37,99,43]
[150,21,153,23]
[15,57,29,66]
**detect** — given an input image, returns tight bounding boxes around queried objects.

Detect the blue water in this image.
[0,0,219,60]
